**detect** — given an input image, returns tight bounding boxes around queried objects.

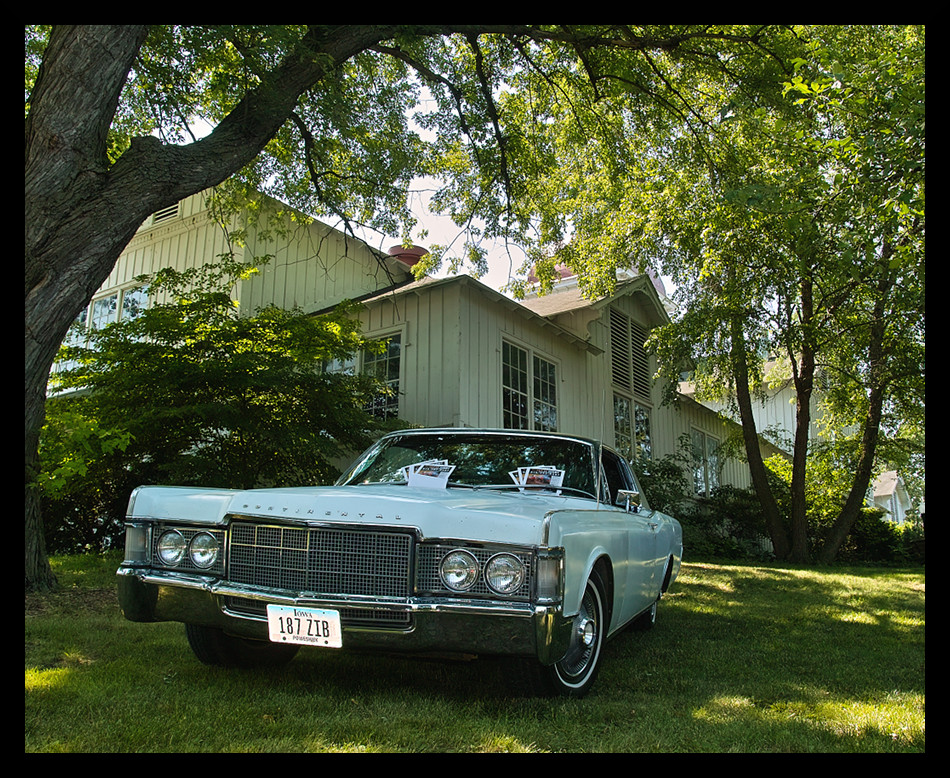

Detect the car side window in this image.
[600,449,631,505]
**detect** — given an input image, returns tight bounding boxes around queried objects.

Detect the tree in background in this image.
[489,25,923,562]
[26,25,800,588]
[25,26,922,583]
[40,258,389,552]
[594,25,924,562]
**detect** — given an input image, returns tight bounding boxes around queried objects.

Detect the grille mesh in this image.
[228,521,412,598]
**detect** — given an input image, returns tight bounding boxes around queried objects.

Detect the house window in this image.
[87,287,149,331]
[613,394,652,461]
[53,287,149,376]
[533,354,558,431]
[323,333,402,420]
[609,308,651,399]
[691,428,720,497]
[362,334,402,420]
[502,341,558,431]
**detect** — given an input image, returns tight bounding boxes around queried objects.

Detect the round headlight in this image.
[439,549,479,591]
[485,553,525,594]
[189,532,220,569]
[157,530,186,566]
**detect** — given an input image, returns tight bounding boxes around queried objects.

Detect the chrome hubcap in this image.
[577,617,596,647]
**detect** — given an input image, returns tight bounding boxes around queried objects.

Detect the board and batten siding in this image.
[359,280,465,428]
[240,215,408,316]
[98,191,408,315]
[100,193,235,302]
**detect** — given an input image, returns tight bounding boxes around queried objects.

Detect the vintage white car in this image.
[117,428,683,696]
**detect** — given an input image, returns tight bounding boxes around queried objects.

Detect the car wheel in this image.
[520,571,607,698]
[185,624,299,668]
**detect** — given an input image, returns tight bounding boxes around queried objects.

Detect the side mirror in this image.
[616,489,641,513]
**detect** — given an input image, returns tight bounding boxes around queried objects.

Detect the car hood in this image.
[128,484,604,546]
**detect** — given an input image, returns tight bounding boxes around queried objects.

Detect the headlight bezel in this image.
[149,525,225,573]
[439,549,480,592]
[156,529,187,566]
[427,544,535,600]
[188,531,221,569]
[484,552,526,595]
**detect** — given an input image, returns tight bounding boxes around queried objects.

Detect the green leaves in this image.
[47,259,386,496]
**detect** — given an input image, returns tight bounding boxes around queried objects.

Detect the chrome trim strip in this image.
[125,567,540,619]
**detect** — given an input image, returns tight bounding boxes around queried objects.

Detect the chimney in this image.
[388,244,429,269]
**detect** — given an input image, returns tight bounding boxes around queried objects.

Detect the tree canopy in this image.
[40,259,390,552]
[25,25,923,587]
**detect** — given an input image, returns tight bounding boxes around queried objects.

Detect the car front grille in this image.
[227,521,413,599]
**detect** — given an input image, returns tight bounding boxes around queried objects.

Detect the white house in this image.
[59,189,786,495]
[872,471,914,524]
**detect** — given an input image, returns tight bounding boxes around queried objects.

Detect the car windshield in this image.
[339,432,597,498]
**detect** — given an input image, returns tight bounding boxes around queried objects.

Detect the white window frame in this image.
[53,286,149,375]
[362,332,402,420]
[613,393,652,461]
[502,339,559,432]
[691,427,721,497]
[325,329,403,421]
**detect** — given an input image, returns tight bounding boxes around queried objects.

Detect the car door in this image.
[600,449,660,626]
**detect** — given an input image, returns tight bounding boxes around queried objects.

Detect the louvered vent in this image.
[609,308,631,391]
[150,203,180,225]
[630,319,651,398]
[609,308,652,399]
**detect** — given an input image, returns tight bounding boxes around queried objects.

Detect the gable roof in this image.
[518,274,671,328]
[361,274,604,354]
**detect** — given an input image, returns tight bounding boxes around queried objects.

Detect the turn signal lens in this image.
[123,524,149,565]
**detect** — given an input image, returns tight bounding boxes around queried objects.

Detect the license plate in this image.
[266,604,342,648]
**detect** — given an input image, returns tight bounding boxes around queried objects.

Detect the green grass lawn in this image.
[25,553,924,753]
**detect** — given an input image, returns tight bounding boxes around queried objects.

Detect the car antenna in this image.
[596,390,606,507]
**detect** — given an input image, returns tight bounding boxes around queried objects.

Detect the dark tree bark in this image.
[816,270,894,564]
[787,274,816,563]
[729,314,790,560]
[25,25,401,589]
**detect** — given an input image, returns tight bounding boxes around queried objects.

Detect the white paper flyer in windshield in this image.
[403,459,456,489]
[508,466,564,492]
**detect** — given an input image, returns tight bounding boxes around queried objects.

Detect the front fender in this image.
[561,543,612,619]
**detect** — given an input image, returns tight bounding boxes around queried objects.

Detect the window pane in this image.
[120,288,148,321]
[532,356,557,431]
[691,429,707,496]
[613,394,633,460]
[634,403,652,460]
[363,334,401,419]
[502,342,529,429]
[90,294,118,330]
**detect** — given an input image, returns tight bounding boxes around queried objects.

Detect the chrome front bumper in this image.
[117,566,573,665]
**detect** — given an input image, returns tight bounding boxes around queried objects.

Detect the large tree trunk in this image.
[817,272,894,564]
[26,26,153,590]
[785,274,816,563]
[730,314,790,559]
[24,25,396,590]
